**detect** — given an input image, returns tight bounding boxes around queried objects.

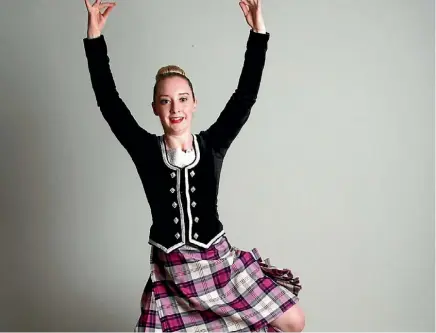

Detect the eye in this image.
[159,99,170,105]
[180,97,188,102]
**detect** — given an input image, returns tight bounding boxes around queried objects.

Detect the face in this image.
[152,76,197,135]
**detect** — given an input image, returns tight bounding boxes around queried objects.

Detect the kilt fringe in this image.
[247,248,302,298]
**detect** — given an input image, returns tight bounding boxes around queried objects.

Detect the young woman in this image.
[83,0,305,331]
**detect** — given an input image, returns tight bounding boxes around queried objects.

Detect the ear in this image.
[192,98,198,113]
[151,102,158,116]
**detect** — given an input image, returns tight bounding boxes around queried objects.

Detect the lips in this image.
[170,117,184,124]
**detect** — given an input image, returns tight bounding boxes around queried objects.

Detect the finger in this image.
[99,2,116,8]
[239,1,249,16]
[247,0,260,9]
[102,5,115,18]
[240,0,251,11]
[84,0,91,10]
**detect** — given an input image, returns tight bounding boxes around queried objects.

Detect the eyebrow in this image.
[159,93,190,98]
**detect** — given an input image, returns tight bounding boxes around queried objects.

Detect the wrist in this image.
[87,29,101,39]
[253,27,267,34]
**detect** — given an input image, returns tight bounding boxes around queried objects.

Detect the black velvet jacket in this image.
[83,30,269,253]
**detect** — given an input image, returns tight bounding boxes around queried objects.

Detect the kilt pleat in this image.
[135,237,301,332]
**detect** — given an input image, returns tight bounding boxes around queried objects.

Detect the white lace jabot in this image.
[166,148,196,168]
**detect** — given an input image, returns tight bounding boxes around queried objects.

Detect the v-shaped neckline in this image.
[159,134,200,170]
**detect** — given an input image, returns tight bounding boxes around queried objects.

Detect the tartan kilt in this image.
[134,236,301,332]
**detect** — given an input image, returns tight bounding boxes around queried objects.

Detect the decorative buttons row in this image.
[171,171,195,178]
[171,187,196,194]
[175,232,199,240]
[173,216,198,224]
[169,170,196,241]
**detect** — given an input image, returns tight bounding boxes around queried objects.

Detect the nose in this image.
[170,101,180,114]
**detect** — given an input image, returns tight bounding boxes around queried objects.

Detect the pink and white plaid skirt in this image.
[134,236,301,332]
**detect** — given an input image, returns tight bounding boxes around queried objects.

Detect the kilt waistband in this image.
[152,236,233,265]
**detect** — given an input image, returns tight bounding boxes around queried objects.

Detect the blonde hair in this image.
[155,65,186,81]
[153,65,195,102]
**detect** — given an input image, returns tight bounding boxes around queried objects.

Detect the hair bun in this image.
[155,65,186,81]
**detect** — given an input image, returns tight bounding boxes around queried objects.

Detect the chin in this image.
[168,120,190,132]
[166,125,185,134]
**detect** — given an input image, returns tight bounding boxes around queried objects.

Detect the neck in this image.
[164,131,193,151]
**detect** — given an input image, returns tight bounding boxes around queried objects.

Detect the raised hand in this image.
[239,0,266,34]
[84,0,116,38]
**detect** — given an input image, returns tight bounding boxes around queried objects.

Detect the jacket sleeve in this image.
[83,35,150,154]
[199,30,270,157]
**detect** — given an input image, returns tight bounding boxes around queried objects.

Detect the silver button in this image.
[194,233,199,239]
[170,188,175,193]
[175,233,180,239]
[172,202,177,208]
[191,201,197,208]
[194,217,199,223]
[191,187,196,193]
[190,171,195,177]
[170,172,176,178]
[174,217,179,224]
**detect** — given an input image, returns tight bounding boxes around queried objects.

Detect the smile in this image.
[170,117,184,124]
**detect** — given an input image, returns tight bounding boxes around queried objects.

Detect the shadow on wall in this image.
[0,49,148,331]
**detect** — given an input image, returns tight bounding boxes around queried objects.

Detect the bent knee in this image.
[285,310,305,332]
[273,304,305,332]
[290,310,305,332]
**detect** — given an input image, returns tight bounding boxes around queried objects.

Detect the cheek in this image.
[185,104,196,117]
[156,107,169,118]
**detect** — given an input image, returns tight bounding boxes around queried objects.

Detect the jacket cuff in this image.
[83,35,108,58]
[248,29,270,47]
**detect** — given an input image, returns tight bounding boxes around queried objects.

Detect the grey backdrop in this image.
[0,0,434,331]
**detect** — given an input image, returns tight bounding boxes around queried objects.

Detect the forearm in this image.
[234,29,269,102]
[84,35,120,107]
[215,30,269,132]
[83,35,142,151]
[200,30,269,155]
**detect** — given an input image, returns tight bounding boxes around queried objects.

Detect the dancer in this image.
[83,0,305,331]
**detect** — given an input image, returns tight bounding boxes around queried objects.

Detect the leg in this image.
[270,304,305,332]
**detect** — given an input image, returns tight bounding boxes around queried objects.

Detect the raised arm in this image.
[200,0,269,157]
[83,0,146,154]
